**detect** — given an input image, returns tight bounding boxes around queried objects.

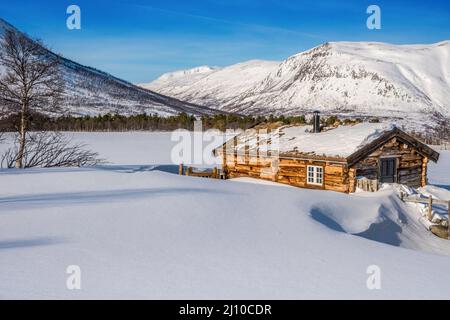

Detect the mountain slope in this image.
[141,60,280,108]
[0,18,216,116]
[140,65,219,91]
[231,42,450,117]
[142,41,450,128]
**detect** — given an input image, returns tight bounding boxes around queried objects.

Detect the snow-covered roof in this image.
[227,122,397,160]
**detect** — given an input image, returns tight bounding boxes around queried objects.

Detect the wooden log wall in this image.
[353,137,426,188]
[225,155,350,193]
[348,168,356,193]
[421,157,428,187]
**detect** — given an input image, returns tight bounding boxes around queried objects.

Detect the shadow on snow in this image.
[309,201,407,247]
[0,237,65,250]
[0,187,231,211]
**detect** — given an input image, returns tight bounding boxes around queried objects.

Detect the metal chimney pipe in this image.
[313,111,321,133]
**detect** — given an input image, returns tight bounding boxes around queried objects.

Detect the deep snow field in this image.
[0,132,450,299]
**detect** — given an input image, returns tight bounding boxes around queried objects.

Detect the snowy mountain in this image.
[2,16,449,128]
[0,18,216,117]
[141,60,280,109]
[142,41,450,128]
[142,65,219,87]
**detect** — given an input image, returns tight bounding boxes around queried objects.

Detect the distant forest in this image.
[0,112,312,132]
[0,112,448,146]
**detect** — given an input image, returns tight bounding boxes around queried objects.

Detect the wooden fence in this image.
[179,164,224,179]
[400,193,450,240]
[356,178,379,192]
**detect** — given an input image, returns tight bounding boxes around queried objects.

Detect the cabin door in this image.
[379,158,397,183]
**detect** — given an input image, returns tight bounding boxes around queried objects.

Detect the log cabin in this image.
[214,115,439,193]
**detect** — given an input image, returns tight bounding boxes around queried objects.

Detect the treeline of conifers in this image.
[0,112,375,132]
[0,113,313,132]
[1,112,447,145]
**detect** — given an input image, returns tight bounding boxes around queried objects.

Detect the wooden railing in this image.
[356,178,379,192]
[399,192,450,240]
[179,164,224,179]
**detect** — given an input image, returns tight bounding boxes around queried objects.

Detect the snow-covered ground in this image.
[1,132,450,299]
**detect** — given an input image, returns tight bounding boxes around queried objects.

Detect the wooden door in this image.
[379,158,397,183]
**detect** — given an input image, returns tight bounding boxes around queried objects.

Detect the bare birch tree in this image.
[1,131,104,169]
[0,29,63,168]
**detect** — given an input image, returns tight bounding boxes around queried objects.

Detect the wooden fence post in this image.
[213,167,218,179]
[427,196,433,221]
[448,201,450,240]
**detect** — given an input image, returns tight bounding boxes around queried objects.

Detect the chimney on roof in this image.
[313,111,321,133]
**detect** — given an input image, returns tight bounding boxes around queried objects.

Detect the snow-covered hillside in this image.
[142,41,450,130]
[0,132,450,299]
[140,65,219,90]
[0,18,216,117]
[142,60,279,108]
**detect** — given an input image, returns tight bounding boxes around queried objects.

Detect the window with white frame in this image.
[307,165,323,185]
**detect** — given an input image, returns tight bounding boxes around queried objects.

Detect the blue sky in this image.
[1,0,449,83]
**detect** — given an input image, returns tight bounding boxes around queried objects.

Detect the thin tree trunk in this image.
[15,105,27,169]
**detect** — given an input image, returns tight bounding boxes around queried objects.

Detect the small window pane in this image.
[307,165,323,185]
